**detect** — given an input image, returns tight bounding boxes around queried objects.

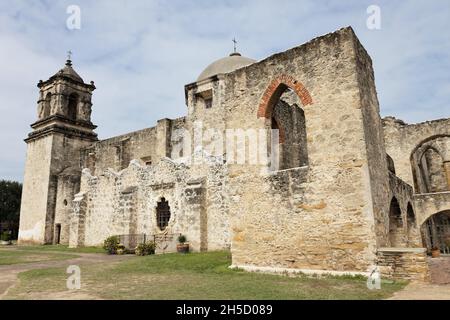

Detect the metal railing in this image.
[116,233,181,252]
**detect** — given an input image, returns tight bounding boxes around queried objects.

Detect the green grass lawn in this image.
[5,251,407,300]
[0,247,79,265]
[15,245,105,254]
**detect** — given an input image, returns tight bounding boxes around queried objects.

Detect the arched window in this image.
[264,85,308,171]
[67,93,78,121]
[43,93,52,118]
[412,142,448,194]
[420,148,447,193]
[389,197,404,247]
[156,197,171,231]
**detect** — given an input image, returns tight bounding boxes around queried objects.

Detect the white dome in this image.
[197,52,256,81]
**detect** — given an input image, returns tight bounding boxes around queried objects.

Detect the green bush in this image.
[135,241,156,256]
[103,236,120,254]
[0,232,11,242]
[178,234,187,244]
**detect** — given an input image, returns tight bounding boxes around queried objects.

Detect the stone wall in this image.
[18,135,54,244]
[71,156,230,251]
[414,192,450,226]
[383,117,450,190]
[387,173,421,247]
[19,132,93,244]
[81,117,187,174]
[377,248,430,282]
[224,27,382,273]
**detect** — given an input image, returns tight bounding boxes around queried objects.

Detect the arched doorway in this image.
[421,210,450,254]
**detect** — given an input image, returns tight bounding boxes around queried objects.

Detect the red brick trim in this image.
[257,75,312,118]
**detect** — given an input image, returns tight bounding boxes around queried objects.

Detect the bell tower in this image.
[18,57,98,244]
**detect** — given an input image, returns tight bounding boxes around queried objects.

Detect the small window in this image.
[141,156,152,166]
[156,197,171,231]
[68,93,78,120]
[205,98,212,109]
[63,199,68,206]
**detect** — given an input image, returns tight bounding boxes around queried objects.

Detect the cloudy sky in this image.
[0,0,449,182]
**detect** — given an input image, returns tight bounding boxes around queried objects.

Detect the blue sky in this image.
[0,0,449,182]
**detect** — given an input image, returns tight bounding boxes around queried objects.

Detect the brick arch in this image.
[257,74,312,119]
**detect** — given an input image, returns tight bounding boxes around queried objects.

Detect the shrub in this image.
[117,243,126,255]
[135,241,156,256]
[178,234,187,244]
[0,232,11,242]
[103,236,120,254]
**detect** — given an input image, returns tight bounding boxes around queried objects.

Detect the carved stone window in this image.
[156,197,171,231]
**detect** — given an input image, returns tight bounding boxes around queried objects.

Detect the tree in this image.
[0,180,22,226]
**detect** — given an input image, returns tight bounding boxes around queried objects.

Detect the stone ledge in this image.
[230,264,367,277]
[378,247,426,253]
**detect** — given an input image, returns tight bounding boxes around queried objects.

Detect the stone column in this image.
[156,118,172,159]
[444,161,450,190]
[69,192,87,248]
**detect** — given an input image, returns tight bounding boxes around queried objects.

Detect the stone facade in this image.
[18,27,450,281]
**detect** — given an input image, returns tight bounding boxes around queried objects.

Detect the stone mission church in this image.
[18,27,450,281]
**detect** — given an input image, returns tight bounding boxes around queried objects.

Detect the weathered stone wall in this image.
[354,34,392,248]
[383,117,450,190]
[387,173,420,247]
[54,173,80,244]
[19,132,93,244]
[224,27,381,273]
[18,136,54,244]
[377,248,430,282]
[73,156,230,251]
[81,117,187,174]
[414,192,450,226]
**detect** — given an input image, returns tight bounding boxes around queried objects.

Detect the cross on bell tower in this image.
[232,38,238,53]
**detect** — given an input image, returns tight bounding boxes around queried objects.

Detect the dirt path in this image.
[388,256,450,300]
[0,251,132,300]
[388,283,450,300]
